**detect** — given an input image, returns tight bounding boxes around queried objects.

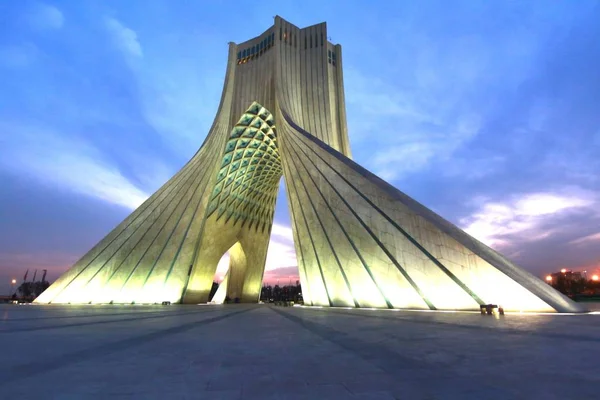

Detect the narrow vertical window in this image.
[304,36,307,49]
[321,33,324,46]
[279,27,282,40]
[310,35,313,48]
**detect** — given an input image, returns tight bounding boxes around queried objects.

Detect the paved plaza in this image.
[0,304,599,399]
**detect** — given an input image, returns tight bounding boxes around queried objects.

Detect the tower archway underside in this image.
[183,102,282,304]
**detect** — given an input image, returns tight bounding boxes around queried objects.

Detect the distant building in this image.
[546,269,587,296]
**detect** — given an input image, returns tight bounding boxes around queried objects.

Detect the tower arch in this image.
[182,102,282,304]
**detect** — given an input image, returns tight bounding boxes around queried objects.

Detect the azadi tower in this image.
[36,17,585,313]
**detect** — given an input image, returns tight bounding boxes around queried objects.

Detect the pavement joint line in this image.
[299,307,600,343]
[1,308,191,322]
[295,304,596,316]
[0,306,231,333]
[0,307,254,385]
[270,307,519,399]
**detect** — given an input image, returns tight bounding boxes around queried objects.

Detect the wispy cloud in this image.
[0,43,39,68]
[440,155,505,180]
[26,2,64,30]
[102,17,223,159]
[341,5,563,185]
[136,74,220,157]
[569,232,600,246]
[265,238,297,271]
[105,17,143,59]
[344,62,484,182]
[460,187,598,248]
[270,223,294,242]
[369,113,482,181]
[1,123,150,209]
[126,153,176,194]
[344,68,433,123]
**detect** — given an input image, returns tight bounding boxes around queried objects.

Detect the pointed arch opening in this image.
[182,102,283,304]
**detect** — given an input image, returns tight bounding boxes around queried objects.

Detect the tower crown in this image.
[224,16,351,157]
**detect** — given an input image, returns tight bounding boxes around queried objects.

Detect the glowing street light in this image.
[9,278,17,298]
[592,275,599,281]
[560,268,567,273]
[545,275,552,282]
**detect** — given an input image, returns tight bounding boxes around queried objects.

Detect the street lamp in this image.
[592,275,599,282]
[560,268,567,273]
[10,279,17,297]
[545,275,552,282]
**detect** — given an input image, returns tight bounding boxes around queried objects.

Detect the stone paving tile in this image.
[196,389,242,400]
[342,373,397,393]
[242,378,308,397]
[389,376,518,400]
[207,377,245,391]
[351,392,396,400]
[283,383,353,400]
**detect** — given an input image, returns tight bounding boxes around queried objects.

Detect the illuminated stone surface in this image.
[35,16,585,312]
[1,304,599,399]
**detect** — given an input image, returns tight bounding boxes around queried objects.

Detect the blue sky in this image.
[1,0,599,290]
